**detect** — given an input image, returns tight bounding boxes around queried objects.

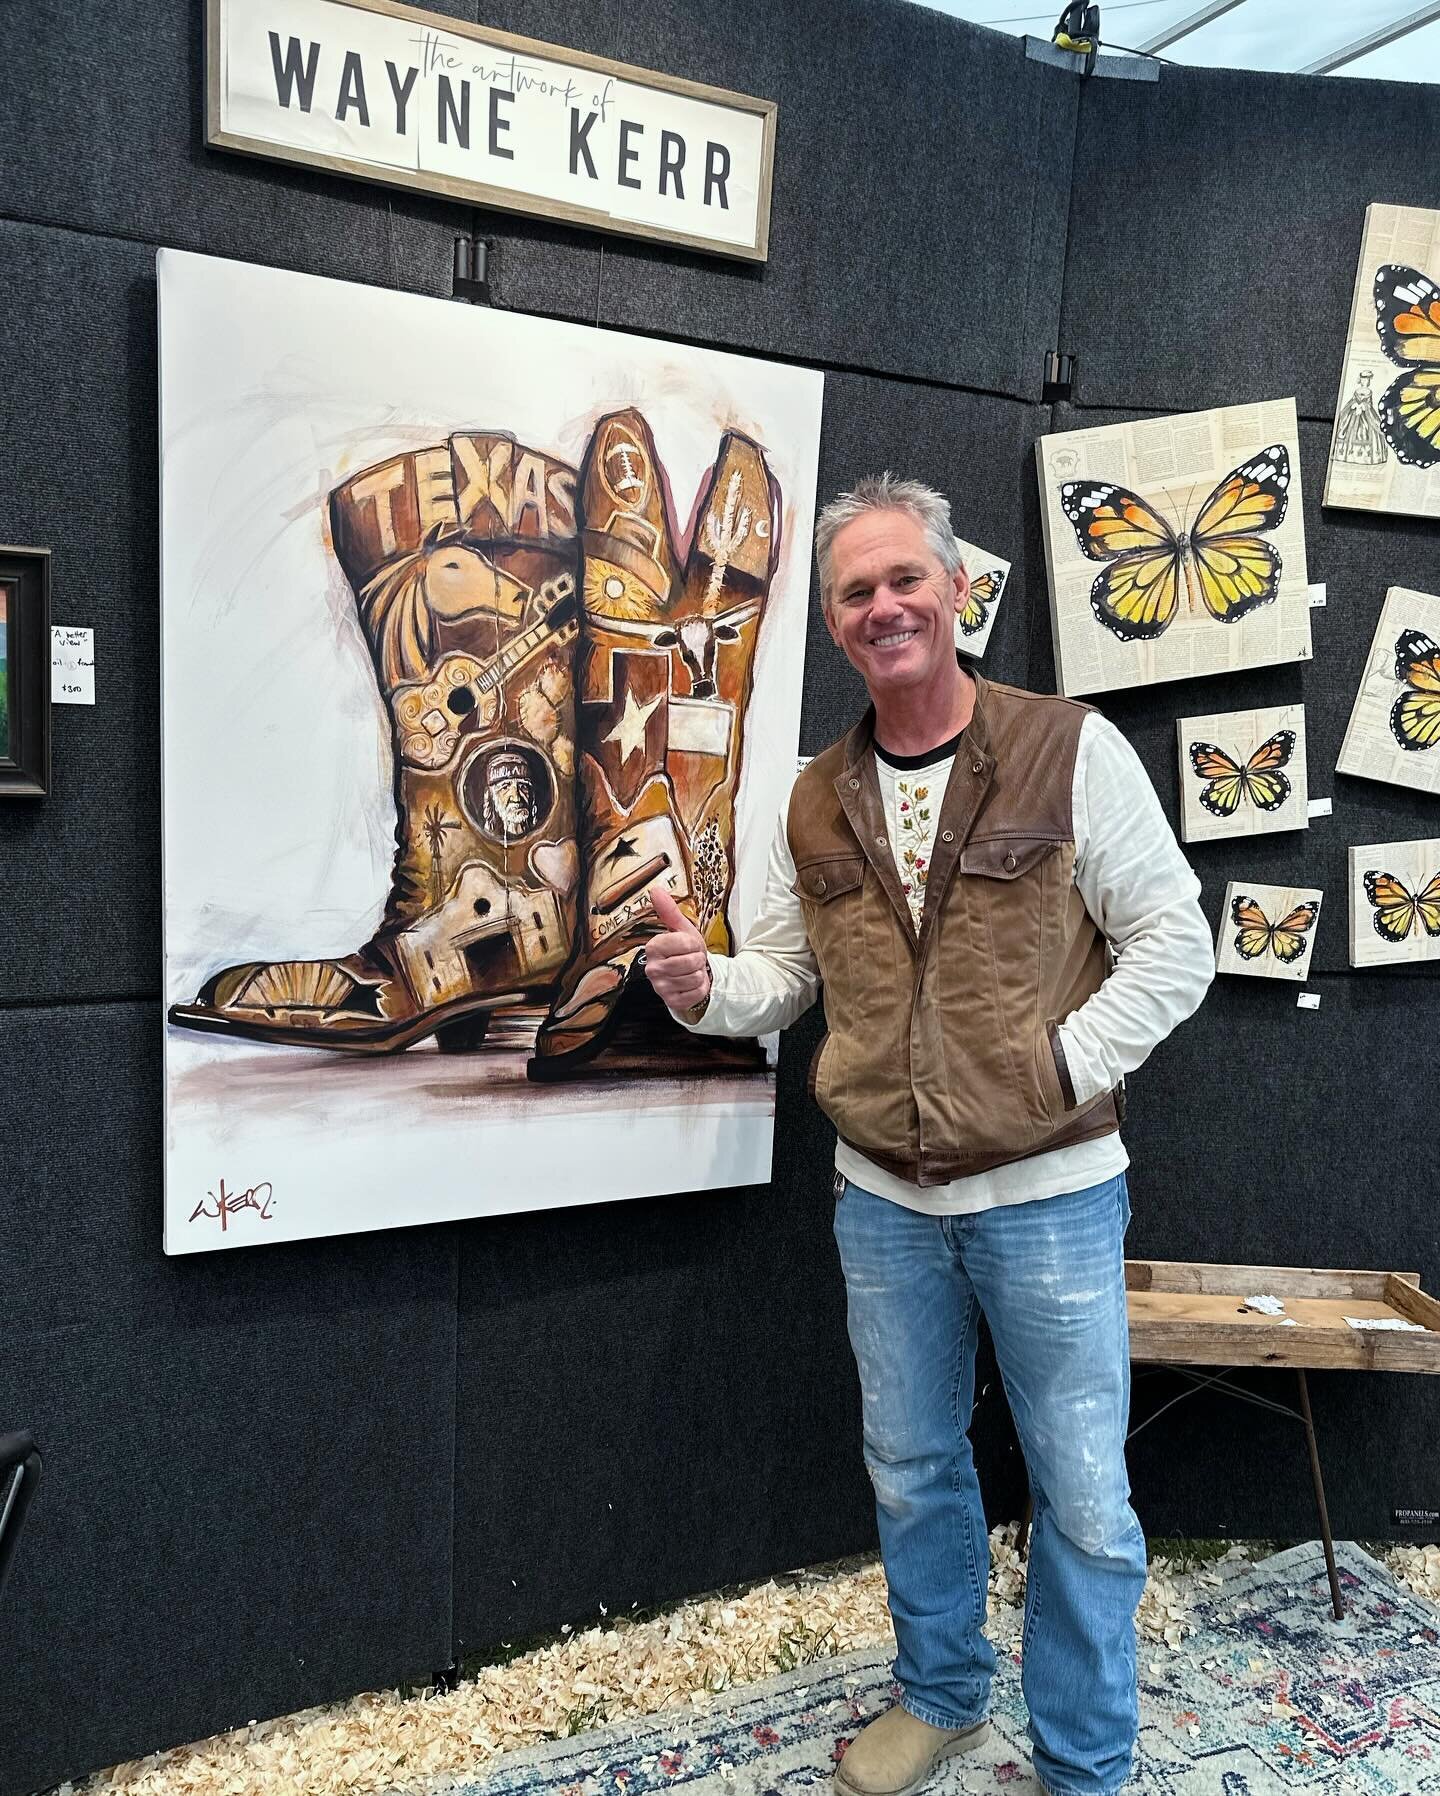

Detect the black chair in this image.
[0,1431,43,1604]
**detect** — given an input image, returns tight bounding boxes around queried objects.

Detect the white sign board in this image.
[207,0,776,261]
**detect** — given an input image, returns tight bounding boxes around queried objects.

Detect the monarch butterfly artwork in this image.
[1389,628,1440,752]
[1060,446,1290,643]
[1188,730,1295,818]
[1363,867,1440,943]
[958,566,1006,638]
[1373,263,1440,469]
[1231,893,1318,965]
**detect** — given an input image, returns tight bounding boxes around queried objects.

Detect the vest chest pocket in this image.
[958,836,1063,881]
[790,855,866,903]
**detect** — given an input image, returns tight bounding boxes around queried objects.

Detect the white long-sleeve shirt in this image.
[679,710,1215,1215]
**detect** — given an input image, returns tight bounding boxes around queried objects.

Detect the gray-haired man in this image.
[646,476,1214,1796]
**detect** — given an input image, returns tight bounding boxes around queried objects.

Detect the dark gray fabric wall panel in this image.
[1062,63,1440,417]
[0,225,161,1003]
[0,1,599,322]
[0,1003,458,1796]
[1046,405,1440,975]
[1119,977,1440,1539]
[596,4,1074,398]
[802,376,1052,745]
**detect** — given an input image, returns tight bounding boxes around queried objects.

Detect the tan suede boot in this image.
[834,1705,990,1796]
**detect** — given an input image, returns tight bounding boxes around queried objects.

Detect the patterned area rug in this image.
[431,1543,1440,1795]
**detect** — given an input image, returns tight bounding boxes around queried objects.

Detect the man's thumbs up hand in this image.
[643,886,712,1015]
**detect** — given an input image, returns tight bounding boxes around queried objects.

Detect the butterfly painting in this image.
[1349,837,1440,968]
[1061,446,1290,643]
[1390,628,1440,752]
[1364,867,1440,942]
[1373,263,1440,469]
[1216,880,1323,982]
[1232,894,1318,964]
[1189,730,1295,818]
[952,536,1011,657]
[958,567,1005,638]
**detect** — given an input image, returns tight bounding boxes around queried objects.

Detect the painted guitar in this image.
[393,575,579,771]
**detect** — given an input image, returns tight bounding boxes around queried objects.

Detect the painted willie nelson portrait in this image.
[159,250,822,1253]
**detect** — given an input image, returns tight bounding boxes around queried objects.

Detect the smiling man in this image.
[643,473,1214,1796]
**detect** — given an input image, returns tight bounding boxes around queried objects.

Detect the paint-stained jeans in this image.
[832,1173,1145,1796]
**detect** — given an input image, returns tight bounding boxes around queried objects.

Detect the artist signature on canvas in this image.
[189,1178,276,1231]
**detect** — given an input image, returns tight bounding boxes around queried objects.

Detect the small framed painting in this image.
[952,534,1011,658]
[1348,838,1440,970]
[0,546,51,798]
[1214,880,1323,982]
[1175,702,1308,844]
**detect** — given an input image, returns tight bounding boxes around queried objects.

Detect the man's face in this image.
[823,510,969,700]
[492,776,533,834]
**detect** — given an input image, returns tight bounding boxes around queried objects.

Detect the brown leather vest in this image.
[786,674,1120,1186]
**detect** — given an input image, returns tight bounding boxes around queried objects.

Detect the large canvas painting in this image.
[1036,400,1312,698]
[160,249,823,1253]
[1325,204,1440,519]
[1336,587,1440,796]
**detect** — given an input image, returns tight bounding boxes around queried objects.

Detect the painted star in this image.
[602,686,664,764]
[603,833,640,866]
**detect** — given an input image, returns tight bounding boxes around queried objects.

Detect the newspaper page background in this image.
[1349,837,1440,969]
[1175,702,1309,844]
[1336,586,1440,796]
[952,533,1011,659]
[1325,203,1440,519]
[1037,399,1311,698]
[1215,880,1324,983]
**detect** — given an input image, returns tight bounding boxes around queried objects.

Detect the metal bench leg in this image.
[1296,1369,1344,1620]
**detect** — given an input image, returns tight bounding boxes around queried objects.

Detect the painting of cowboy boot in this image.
[160,249,822,1249]
[168,432,581,1052]
[530,408,778,1078]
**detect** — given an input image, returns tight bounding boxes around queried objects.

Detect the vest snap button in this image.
[972,759,984,775]
[849,777,860,789]
[876,833,886,846]
[1004,851,1017,871]
[813,876,827,895]
[941,829,954,844]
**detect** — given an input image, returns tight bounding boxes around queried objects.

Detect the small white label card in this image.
[51,625,95,704]
[1309,583,1327,607]
[1307,796,1333,818]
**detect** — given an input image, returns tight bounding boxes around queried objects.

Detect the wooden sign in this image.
[1214,880,1323,983]
[206,0,777,262]
[1336,586,1440,796]
[1325,203,1440,519]
[1175,703,1308,844]
[1348,837,1440,969]
[1036,400,1312,698]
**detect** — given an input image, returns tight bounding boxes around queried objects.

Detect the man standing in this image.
[644,475,1214,1796]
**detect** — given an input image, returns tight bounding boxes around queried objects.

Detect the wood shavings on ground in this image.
[59,1534,1434,1796]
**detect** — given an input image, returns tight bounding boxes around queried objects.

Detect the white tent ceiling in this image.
[921,1,1440,80]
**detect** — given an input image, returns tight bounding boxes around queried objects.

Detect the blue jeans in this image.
[832,1174,1145,1796]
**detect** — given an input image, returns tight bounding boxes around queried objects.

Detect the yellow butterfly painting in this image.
[1188,730,1295,818]
[1374,263,1440,468]
[1231,893,1318,964]
[1390,628,1440,752]
[1061,447,1290,643]
[1364,866,1440,943]
[958,566,1006,638]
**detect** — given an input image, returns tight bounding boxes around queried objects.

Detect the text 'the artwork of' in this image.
[1349,838,1440,970]
[1175,703,1308,845]
[1036,400,1312,698]
[952,535,1011,659]
[159,250,823,1253]
[1325,203,1440,519]
[1337,587,1440,797]
[1214,881,1323,983]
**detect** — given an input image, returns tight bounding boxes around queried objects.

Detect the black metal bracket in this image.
[1043,350,1076,403]
[452,235,496,306]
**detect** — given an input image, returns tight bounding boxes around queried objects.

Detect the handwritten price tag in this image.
[51,625,96,704]
[1297,991,1321,1010]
